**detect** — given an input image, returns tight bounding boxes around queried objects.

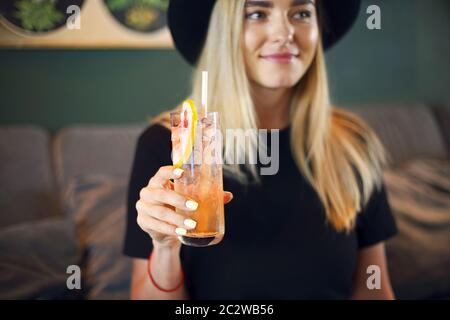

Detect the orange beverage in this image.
[170,105,224,247]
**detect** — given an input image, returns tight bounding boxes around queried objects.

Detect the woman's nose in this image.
[269,14,294,44]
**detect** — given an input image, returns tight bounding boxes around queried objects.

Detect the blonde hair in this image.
[153,0,387,232]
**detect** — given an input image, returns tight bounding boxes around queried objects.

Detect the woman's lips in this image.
[260,53,298,64]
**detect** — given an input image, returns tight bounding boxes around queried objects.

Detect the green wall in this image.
[0,49,192,131]
[327,0,418,103]
[1,0,449,132]
[416,0,450,104]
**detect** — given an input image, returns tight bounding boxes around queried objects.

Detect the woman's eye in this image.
[245,11,267,20]
[292,10,312,20]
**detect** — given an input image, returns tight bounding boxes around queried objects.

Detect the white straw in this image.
[201,71,208,117]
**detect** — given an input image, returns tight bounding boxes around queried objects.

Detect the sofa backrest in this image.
[2,105,447,228]
[0,126,60,228]
[53,125,145,190]
[431,105,450,153]
[352,104,448,168]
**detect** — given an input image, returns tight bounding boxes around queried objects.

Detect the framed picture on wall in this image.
[0,0,173,48]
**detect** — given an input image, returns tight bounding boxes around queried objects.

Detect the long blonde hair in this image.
[153,0,387,232]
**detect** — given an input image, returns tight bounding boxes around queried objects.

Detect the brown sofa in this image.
[0,104,449,299]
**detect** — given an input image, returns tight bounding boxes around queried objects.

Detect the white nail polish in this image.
[185,200,198,211]
[184,219,197,229]
[173,168,184,177]
[175,227,187,236]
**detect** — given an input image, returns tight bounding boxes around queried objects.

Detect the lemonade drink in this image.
[170,102,224,247]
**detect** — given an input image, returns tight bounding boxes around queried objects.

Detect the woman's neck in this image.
[250,82,292,130]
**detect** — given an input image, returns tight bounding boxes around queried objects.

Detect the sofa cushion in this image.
[0,217,82,299]
[53,125,144,190]
[383,158,450,299]
[0,126,60,228]
[63,174,131,299]
[352,105,447,168]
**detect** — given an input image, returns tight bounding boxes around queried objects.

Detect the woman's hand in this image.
[136,165,233,250]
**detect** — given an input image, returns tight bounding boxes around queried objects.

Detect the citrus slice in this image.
[172,99,198,168]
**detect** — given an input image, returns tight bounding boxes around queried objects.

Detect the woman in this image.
[123,0,398,299]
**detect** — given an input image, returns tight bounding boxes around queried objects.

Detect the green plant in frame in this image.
[13,0,64,32]
[106,0,169,11]
[125,5,157,30]
[106,0,133,11]
[139,0,169,10]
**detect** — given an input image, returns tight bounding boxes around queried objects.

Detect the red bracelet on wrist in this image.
[147,251,185,293]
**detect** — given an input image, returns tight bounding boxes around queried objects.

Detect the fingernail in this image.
[185,200,198,211]
[175,227,187,236]
[184,219,197,229]
[173,168,184,178]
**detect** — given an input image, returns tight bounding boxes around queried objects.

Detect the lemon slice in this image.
[172,99,198,168]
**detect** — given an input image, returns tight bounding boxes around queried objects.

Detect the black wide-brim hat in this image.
[168,0,361,66]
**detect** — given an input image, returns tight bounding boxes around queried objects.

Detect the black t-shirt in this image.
[123,123,397,299]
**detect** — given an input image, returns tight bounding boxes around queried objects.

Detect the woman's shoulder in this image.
[139,122,170,141]
[137,120,172,154]
[138,124,170,146]
[331,106,382,151]
[133,122,172,168]
[331,106,388,200]
[138,110,173,144]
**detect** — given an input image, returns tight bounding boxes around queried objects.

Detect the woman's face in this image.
[242,0,319,89]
